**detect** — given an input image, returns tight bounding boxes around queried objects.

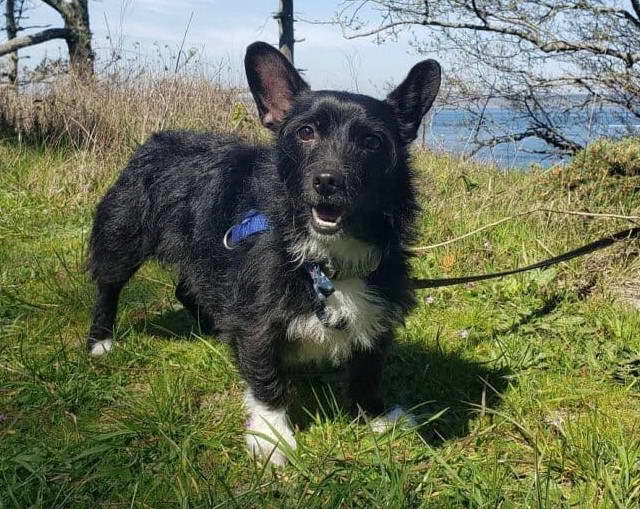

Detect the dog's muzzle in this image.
[310,171,346,234]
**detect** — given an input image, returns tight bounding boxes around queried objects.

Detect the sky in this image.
[13,0,424,96]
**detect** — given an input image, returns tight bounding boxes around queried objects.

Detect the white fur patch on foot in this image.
[90,339,113,357]
[244,390,296,467]
[370,405,417,433]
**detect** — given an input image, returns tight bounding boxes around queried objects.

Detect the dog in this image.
[87,41,441,466]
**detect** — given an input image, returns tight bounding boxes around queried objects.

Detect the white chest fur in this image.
[285,278,389,366]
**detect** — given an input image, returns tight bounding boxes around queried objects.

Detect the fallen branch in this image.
[410,208,640,254]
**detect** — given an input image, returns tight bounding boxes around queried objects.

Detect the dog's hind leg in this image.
[87,259,140,357]
[87,281,126,356]
[346,345,387,418]
[175,279,215,334]
[347,339,416,432]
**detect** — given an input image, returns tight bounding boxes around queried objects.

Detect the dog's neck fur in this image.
[288,228,382,279]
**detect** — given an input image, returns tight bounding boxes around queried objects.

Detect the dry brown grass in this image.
[0,73,264,171]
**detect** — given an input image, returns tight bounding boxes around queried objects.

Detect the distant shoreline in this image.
[423,107,640,169]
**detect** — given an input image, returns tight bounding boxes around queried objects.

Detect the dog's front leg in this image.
[238,332,296,467]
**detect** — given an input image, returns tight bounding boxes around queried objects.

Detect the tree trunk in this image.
[0,0,93,80]
[276,0,294,64]
[61,0,93,77]
[42,0,94,77]
[4,0,18,86]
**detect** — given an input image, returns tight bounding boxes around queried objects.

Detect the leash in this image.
[223,210,640,293]
[410,227,640,290]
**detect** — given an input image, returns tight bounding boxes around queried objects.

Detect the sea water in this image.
[423,108,640,169]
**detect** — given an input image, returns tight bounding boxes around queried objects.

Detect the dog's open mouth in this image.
[311,204,345,233]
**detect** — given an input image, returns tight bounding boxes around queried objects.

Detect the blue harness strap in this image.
[223,209,270,249]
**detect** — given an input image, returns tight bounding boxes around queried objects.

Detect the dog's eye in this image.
[297,125,315,142]
[363,135,382,151]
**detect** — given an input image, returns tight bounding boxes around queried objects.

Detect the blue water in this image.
[422,108,640,168]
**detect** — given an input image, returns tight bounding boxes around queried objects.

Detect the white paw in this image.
[90,339,113,357]
[244,390,296,467]
[370,405,417,433]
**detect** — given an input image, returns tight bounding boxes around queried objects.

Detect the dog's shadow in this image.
[291,340,511,445]
[134,308,512,446]
[132,307,207,340]
[382,340,511,443]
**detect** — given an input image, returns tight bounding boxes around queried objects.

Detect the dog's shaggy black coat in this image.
[87,41,441,462]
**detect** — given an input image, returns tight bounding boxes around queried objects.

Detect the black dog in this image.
[87,41,441,466]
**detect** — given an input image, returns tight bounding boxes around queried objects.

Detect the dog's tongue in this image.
[315,204,343,222]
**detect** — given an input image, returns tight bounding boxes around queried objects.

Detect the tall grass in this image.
[0,70,267,203]
[1,72,262,165]
[1,67,640,507]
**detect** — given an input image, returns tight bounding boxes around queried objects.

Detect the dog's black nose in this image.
[313,172,343,196]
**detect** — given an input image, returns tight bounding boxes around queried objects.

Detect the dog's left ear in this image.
[385,60,441,144]
[245,41,310,131]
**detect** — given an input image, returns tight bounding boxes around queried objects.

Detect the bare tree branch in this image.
[331,0,640,159]
[41,0,73,18]
[578,6,640,29]
[344,17,638,65]
[342,20,413,39]
[0,27,70,56]
[632,0,640,20]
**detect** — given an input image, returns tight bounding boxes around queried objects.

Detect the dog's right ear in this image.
[245,42,309,131]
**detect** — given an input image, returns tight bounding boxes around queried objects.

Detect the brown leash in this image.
[410,227,640,290]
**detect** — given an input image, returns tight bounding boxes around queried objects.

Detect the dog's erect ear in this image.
[245,42,309,131]
[385,60,441,144]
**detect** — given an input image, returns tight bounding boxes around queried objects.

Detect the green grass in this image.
[1,137,640,508]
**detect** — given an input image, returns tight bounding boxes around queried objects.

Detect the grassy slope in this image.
[1,137,639,508]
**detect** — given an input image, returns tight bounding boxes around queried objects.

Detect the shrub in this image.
[546,137,640,207]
